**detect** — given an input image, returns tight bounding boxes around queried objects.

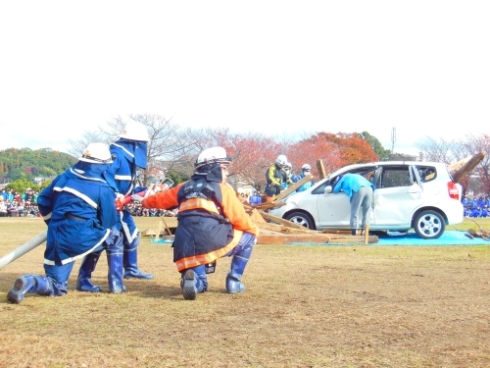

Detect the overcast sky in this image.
[1,1,489,155]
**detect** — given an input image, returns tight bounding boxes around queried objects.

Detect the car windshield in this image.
[312,166,377,195]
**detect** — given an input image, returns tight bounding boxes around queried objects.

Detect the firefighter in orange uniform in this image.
[140,147,258,300]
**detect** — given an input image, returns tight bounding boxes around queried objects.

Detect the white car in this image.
[269,161,464,239]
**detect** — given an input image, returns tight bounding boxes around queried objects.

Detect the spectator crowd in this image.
[0,155,314,219]
[0,188,40,217]
[125,202,178,217]
[463,196,490,218]
[0,186,182,218]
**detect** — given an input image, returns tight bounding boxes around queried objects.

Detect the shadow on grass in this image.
[0,271,189,303]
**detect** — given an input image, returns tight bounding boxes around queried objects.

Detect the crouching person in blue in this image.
[7,143,124,304]
[139,146,259,300]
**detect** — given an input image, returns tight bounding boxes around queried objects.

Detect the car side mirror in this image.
[324,185,332,196]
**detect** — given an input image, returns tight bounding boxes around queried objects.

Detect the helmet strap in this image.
[194,163,224,183]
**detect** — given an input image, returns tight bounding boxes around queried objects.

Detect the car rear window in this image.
[416,165,437,183]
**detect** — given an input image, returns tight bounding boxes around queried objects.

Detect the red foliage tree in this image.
[288,132,379,177]
[220,133,281,192]
[336,132,379,165]
[141,126,381,193]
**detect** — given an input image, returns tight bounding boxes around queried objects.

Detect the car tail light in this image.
[447,181,460,200]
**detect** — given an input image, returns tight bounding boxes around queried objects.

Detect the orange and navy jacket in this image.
[141,181,258,272]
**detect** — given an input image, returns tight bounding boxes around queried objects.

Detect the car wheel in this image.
[413,210,445,239]
[285,211,315,229]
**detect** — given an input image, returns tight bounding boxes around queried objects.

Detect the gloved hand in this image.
[115,194,128,212]
[115,190,147,211]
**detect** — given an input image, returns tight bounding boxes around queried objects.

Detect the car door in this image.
[372,165,424,226]
[315,177,352,228]
[316,166,377,229]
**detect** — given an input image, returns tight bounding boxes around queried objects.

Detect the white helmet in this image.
[285,162,292,170]
[120,121,149,142]
[302,164,312,171]
[79,142,113,164]
[276,155,287,166]
[195,146,232,169]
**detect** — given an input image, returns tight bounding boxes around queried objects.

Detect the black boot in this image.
[180,265,207,300]
[76,251,103,292]
[182,269,198,300]
[7,275,53,304]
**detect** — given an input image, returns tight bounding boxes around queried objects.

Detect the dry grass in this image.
[1,217,490,368]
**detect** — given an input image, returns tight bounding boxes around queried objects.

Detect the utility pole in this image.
[391,127,396,153]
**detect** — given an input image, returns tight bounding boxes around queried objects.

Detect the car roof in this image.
[329,161,447,178]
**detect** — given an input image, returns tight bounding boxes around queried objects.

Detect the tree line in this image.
[66,114,399,192]
[0,148,76,192]
[4,113,488,197]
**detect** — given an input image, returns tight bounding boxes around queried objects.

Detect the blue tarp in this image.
[286,231,490,246]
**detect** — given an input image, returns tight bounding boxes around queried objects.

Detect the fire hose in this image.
[0,232,47,269]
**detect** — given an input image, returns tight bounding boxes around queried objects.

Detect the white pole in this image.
[0,232,47,269]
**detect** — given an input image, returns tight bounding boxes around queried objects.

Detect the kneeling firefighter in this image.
[138,146,259,300]
[7,143,124,304]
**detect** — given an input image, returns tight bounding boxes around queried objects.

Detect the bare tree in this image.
[162,126,233,180]
[416,134,490,196]
[459,134,490,196]
[68,113,203,184]
[415,136,457,164]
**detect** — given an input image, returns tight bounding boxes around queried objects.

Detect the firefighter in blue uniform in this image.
[76,121,152,293]
[7,143,124,304]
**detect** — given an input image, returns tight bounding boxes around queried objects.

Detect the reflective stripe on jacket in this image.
[142,180,258,272]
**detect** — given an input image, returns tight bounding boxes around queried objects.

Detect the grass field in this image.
[1,217,490,368]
